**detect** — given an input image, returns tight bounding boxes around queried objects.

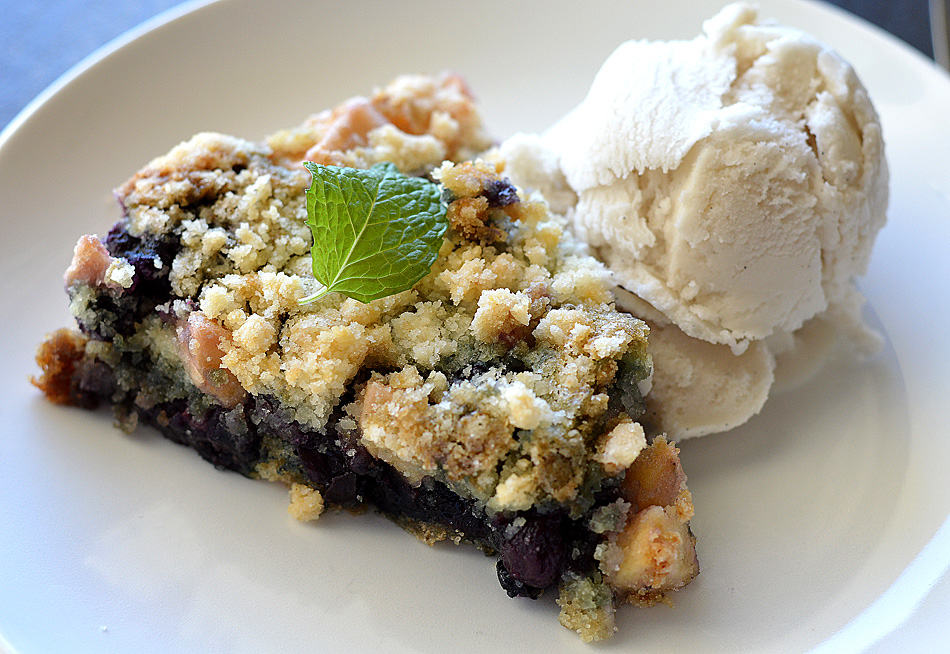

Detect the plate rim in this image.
[2,1,949,652]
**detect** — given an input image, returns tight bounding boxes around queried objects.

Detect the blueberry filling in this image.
[72,355,620,597]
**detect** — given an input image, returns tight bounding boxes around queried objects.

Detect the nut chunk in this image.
[599,437,699,603]
[176,312,247,409]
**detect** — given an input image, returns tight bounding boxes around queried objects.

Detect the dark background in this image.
[832,0,934,58]
[0,0,939,131]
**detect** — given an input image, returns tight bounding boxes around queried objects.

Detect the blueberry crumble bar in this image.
[32,74,698,641]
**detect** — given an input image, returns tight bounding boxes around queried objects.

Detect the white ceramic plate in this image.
[2,1,949,651]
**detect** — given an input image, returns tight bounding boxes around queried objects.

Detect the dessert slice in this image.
[32,74,698,641]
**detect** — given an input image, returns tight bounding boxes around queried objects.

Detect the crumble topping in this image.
[267,73,491,171]
[94,114,653,511]
[557,573,617,642]
[596,419,647,474]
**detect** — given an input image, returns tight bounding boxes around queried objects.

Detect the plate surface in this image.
[2,1,949,652]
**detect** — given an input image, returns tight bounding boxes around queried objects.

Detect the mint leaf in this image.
[299,161,448,304]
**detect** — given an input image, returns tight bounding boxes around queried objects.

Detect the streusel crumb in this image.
[557,573,617,642]
[288,483,325,522]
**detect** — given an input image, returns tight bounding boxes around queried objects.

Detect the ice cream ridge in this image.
[503,2,888,438]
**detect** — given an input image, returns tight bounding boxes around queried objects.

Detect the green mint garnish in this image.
[299,161,448,305]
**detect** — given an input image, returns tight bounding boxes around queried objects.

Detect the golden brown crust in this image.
[396,518,465,546]
[31,328,88,405]
[116,134,253,209]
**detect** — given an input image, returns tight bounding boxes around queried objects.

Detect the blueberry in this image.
[483,178,519,208]
[499,513,567,589]
[495,560,544,599]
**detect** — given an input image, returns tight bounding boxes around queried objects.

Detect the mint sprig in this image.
[299,161,448,305]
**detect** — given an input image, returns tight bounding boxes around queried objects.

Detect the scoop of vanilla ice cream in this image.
[503,3,888,439]
[546,2,888,355]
